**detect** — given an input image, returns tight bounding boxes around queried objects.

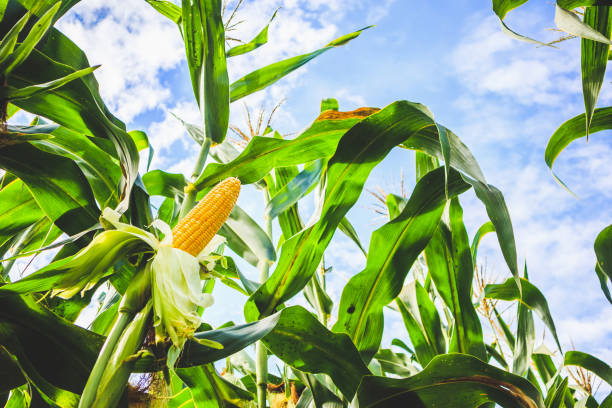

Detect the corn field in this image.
[0,0,611,407]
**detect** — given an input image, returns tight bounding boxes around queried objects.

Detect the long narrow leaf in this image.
[229,26,371,102]
[333,168,469,362]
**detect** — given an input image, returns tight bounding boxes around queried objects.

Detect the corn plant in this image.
[0,0,610,407]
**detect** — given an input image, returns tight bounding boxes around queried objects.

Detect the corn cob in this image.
[172,177,240,256]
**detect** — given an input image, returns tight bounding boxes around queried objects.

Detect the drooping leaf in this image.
[0,142,99,234]
[25,123,122,209]
[545,107,612,193]
[471,221,495,264]
[581,6,612,137]
[0,4,140,213]
[556,3,612,43]
[356,353,544,408]
[333,168,469,362]
[564,351,612,387]
[142,170,187,198]
[594,223,612,304]
[261,306,370,399]
[229,26,371,102]
[338,216,367,256]
[491,0,550,46]
[484,277,562,351]
[129,130,154,172]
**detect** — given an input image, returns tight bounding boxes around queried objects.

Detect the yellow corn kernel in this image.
[172,177,240,256]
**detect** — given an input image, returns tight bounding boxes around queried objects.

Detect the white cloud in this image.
[450,12,581,107]
[57,0,185,123]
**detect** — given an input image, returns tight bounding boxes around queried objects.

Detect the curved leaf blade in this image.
[356,353,544,408]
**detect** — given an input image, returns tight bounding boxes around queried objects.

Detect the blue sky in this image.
[14,0,610,393]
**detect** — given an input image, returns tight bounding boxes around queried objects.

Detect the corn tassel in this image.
[172,177,241,256]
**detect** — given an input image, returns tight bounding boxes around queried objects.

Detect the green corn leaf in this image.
[471,221,495,264]
[144,0,181,24]
[425,198,486,361]
[0,179,44,248]
[564,351,612,387]
[375,349,417,377]
[22,123,123,210]
[0,293,104,394]
[545,107,612,193]
[261,306,370,400]
[0,142,99,234]
[129,130,154,172]
[243,102,442,321]
[512,266,535,376]
[396,288,437,367]
[137,312,282,371]
[229,26,371,102]
[594,223,612,304]
[0,15,140,213]
[195,109,372,190]
[356,353,544,408]
[414,281,446,356]
[175,364,253,407]
[227,9,277,57]
[486,343,509,370]
[532,350,557,385]
[182,0,229,143]
[545,377,568,408]
[2,64,100,100]
[492,0,529,19]
[338,216,367,256]
[595,262,612,304]
[333,168,469,362]
[2,2,59,75]
[485,278,562,351]
[142,169,187,198]
[492,0,550,46]
[0,11,30,66]
[266,159,324,219]
[3,384,31,407]
[581,6,612,137]
[558,0,612,8]
[1,347,80,407]
[219,204,276,263]
[292,370,343,408]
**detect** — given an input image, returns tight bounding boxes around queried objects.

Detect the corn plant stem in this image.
[256,188,272,408]
[78,311,133,408]
[179,137,212,219]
